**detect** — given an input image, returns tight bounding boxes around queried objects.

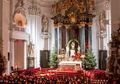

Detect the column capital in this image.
[40,33,51,39]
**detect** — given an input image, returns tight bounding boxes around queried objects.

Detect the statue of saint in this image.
[70,42,75,57]
[99,11,106,31]
[28,42,34,57]
[41,15,48,33]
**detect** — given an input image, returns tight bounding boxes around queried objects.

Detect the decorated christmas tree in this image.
[83,48,96,69]
[49,48,58,68]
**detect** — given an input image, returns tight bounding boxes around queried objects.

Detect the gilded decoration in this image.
[13,0,27,28]
[51,0,95,27]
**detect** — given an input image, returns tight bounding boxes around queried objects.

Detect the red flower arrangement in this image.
[71,52,81,61]
[74,52,81,60]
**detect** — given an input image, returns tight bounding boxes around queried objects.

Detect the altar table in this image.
[58,61,82,72]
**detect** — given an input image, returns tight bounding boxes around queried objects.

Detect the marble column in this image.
[81,27,85,54]
[66,29,68,46]
[100,37,104,50]
[11,40,14,67]
[44,38,49,50]
[9,0,13,71]
[54,28,58,52]
[58,28,60,53]
[88,27,92,48]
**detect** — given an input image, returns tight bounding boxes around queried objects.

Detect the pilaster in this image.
[0,0,3,54]
[10,39,15,67]
[24,41,27,69]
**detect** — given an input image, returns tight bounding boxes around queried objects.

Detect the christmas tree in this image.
[83,48,96,69]
[49,48,58,68]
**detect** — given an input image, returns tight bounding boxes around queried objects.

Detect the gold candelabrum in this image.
[51,0,95,27]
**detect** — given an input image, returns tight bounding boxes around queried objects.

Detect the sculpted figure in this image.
[99,11,106,31]
[42,15,48,32]
[70,42,75,56]
[28,42,34,57]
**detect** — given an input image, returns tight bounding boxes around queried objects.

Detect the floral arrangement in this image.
[71,52,81,61]
[74,52,81,60]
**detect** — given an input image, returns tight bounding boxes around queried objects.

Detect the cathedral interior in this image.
[0,0,120,83]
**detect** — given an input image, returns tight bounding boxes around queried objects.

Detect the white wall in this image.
[2,0,114,71]
[26,15,43,68]
[26,5,53,68]
[92,0,111,68]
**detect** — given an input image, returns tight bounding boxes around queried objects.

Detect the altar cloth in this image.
[58,61,82,71]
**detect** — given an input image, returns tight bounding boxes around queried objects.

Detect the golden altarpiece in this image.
[51,0,95,71]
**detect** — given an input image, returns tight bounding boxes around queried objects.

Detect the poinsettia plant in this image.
[74,52,81,60]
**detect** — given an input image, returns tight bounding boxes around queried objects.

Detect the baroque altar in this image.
[51,0,95,72]
[57,39,85,72]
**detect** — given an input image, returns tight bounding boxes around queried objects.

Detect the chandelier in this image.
[51,0,95,27]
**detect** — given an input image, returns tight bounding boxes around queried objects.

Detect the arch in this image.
[66,39,80,57]
[66,39,79,47]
